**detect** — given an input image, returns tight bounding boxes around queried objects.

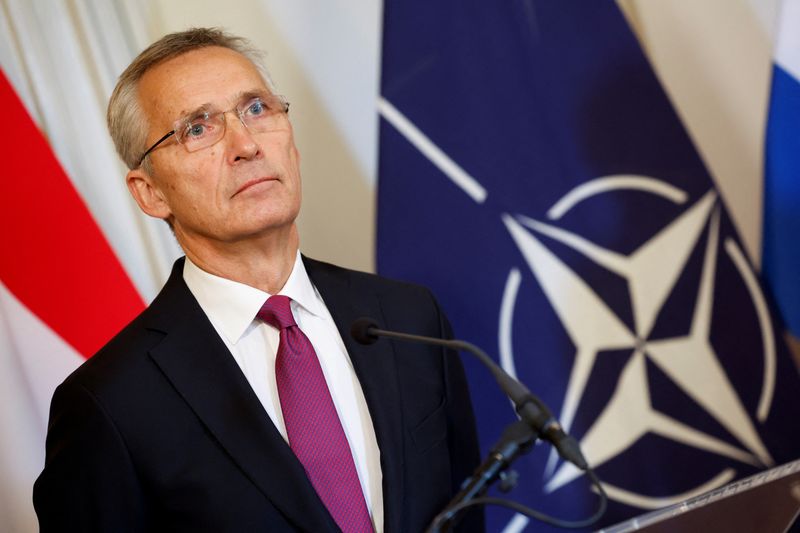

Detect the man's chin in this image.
[231,216,299,242]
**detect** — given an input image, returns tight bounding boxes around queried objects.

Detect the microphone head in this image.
[350,317,381,345]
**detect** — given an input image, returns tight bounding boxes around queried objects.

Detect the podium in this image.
[600,459,800,533]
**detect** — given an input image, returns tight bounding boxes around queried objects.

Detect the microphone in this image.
[349,317,587,470]
[350,317,380,345]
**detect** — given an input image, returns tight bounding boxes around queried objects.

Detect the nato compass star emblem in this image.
[498,176,777,509]
[378,99,778,511]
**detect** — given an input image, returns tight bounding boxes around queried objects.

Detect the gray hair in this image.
[107,27,275,171]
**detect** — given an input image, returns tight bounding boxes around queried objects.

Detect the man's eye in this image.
[187,123,206,137]
[184,118,216,140]
[246,99,266,116]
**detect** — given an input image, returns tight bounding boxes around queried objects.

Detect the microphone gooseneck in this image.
[350,317,606,532]
[349,317,587,469]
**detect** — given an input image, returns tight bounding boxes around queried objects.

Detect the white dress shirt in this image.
[183,252,383,530]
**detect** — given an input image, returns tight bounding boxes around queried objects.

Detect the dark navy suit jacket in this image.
[33,257,483,532]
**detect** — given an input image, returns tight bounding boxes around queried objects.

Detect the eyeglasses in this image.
[137,93,290,167]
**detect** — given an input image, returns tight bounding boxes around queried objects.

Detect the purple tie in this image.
[257,295,374,532]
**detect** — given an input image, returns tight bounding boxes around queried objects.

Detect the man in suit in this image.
[33,28,482,532]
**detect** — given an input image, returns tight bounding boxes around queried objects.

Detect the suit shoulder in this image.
[62,260,194,392]
[303,256,436,302]
[60,303,165,394]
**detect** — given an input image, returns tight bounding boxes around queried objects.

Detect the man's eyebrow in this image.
[235,89,271,104]
[174,90,271,121]
[175,103,214,122]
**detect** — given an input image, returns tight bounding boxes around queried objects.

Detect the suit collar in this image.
[181,251,324,346]
[144,258,339,532]
[303,256,406,533]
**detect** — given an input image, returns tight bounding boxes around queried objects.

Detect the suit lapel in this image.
[145,260,338,532]
[304,257,406,533]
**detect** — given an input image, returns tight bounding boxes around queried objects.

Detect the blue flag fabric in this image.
[377,2,800,531]
[764,0,800,339]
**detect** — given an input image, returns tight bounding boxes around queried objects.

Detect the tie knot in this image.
[257,295,296,330]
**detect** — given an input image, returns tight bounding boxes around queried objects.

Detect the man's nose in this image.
[224,111,259,162]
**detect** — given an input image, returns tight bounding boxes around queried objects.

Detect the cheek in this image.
[157,161,212,208]
[286,144,301,172]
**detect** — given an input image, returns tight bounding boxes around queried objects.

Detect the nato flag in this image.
[378,2,800,531]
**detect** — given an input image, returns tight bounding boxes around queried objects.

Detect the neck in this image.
[178,224,300,294]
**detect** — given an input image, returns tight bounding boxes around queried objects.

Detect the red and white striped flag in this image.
[0,68,145,531]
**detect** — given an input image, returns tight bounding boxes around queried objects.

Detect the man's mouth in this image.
[233,176,278,196]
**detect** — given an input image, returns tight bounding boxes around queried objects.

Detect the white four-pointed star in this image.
[502,189,772,500]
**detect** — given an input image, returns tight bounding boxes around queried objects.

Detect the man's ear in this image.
[126,168,173,220]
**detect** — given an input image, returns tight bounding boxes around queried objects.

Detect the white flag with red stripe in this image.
[0,69,145,531]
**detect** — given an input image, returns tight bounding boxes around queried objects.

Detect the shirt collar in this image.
[182,251,324,344]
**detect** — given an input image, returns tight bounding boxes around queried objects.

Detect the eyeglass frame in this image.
[136,93,290,167]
